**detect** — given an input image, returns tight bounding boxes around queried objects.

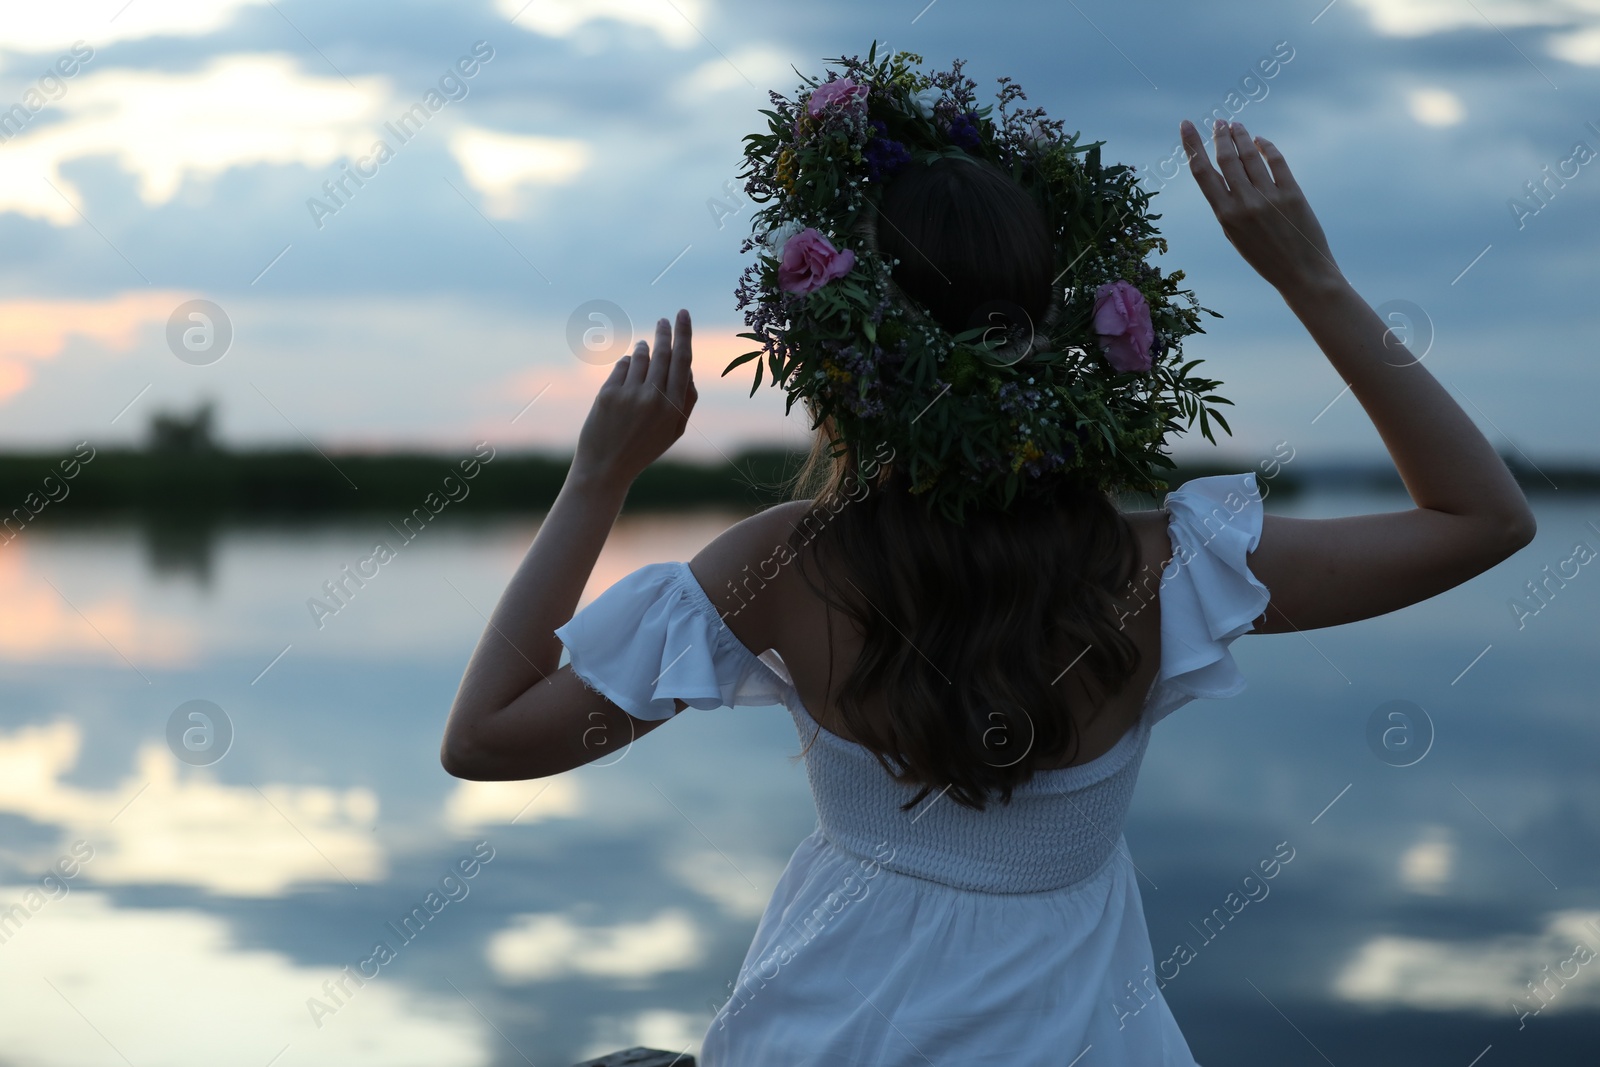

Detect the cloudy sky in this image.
[0,0,1596,467]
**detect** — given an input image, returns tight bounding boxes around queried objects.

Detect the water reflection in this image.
[139,515,219,588]
[1,491,1597,1065]
[0,722,381,894]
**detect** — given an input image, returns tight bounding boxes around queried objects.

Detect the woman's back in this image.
[714,500,1177,772]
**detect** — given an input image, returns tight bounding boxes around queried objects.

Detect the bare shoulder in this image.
[687,498,817,655]
[686,499,1180,655]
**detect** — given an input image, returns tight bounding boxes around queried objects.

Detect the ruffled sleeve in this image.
[1144,472,1273,725]
[553,561,792,722]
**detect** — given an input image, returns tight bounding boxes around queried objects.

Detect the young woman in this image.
[441,115,1535,1064]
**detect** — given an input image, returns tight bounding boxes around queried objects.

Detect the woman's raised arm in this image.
[440,309,698,778]
[1181,118,1536,634]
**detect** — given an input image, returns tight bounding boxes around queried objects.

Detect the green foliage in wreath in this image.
[726,43,1232,524]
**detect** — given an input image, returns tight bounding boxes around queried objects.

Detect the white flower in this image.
[911,88,943,119]
[760,218,804,250]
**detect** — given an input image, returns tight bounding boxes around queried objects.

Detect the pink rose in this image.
[778,228,856,294]
[806,77,868,117]
[1092,280,1156,373]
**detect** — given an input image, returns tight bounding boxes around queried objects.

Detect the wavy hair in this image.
[784,156,1144,812]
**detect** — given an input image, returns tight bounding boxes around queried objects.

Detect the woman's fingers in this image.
[1183,119,1339,292]
[1187,117,1286,212]
[1181,119,1230,214]
[605,310,693,412]
[605,350,632,387]
[1230,122,1274,192]
[1211,117,1254,196]
[624,337,649,384]
[644,316,672,389]
[666,308,694,409]
[1254,134,1301,195]
[577,311,700,484]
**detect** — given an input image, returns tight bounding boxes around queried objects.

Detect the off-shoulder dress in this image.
[554,472,1272,1066]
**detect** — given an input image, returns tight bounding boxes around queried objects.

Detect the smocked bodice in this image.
[775,680,1153,893]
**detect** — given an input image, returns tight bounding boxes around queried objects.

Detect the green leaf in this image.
[721,350,762,376]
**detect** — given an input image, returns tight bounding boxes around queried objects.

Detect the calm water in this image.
[2,488,1597,1066]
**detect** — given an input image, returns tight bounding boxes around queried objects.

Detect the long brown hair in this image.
[783,156,1144,812]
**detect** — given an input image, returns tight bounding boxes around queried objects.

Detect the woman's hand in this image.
[1181,118,1342,296]
[446,309,697,777]
[572,308,699,487]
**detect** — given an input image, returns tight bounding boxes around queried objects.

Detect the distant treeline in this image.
[0,445,806,520]
[0,444,1591,524]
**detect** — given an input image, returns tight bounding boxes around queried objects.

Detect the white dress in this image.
[554,472,1271,1066]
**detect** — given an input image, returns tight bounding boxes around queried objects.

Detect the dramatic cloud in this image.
[485,908,705,982]
[1347,0,1600,64]
[669,45,804,100]
[0,721,384,896]
[1407,86,1467,126]
[664,847,786,919]
[0,889,490,1067]
[448,125,591,217]
[493,0,709,48]
[0,0,270,53]
[444,777,584,828]
[1333,909,1600,1011]
[1396,825,1455,894]
[0,55,386,224]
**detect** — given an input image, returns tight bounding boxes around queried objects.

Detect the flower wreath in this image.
[726,44,1235,524]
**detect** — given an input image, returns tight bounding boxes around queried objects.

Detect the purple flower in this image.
[948,111,982,151]
[864,120,911,181]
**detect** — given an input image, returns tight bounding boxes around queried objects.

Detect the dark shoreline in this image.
[0,446,1591,525]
